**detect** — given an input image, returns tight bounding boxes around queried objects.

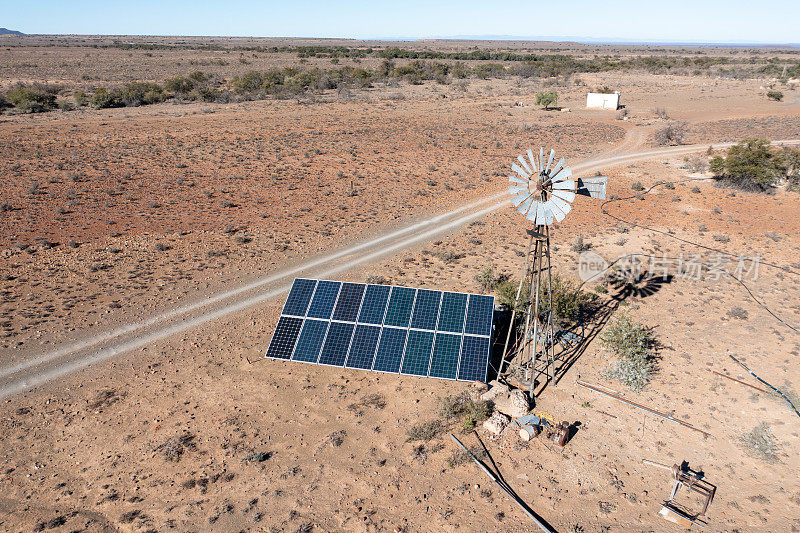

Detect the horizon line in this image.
[4,32,800,48]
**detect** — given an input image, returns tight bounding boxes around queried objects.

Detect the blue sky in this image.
[4,0,799,44]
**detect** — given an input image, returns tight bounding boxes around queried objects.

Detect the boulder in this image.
[468,380,489,402]
[479,380,509,402]
[483,412,510,436]
[493,389,530,418]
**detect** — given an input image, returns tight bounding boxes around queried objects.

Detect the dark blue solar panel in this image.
[410,290,442,331]
[265,316,303,359]
[269,279,495,382]
[400,330,434,376]
[307,280,341,319]
[358,284,391,325]
[464,294,494,336]
[292,319,329,363]
[429,333,461,379]
[384,287,416,327]
[345,325,381,370]
[332,283,365,322]
[458,335,490,382]
[318,322,355,366]
[282,278,317,317]
[372,328,407,373]
[437,292,467,333]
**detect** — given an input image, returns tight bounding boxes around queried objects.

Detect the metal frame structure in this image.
[498,148,607,396]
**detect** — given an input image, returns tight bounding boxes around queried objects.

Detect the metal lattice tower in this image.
[499,148,607,396]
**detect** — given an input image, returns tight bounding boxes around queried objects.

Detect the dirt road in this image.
[2,138,799,399]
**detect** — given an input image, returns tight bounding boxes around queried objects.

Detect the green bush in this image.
[73,90,89,106]
[711,138,788,192]
[115,81,166,106]
[766,90,784,101]
[438,392,492,433]
[535,90,558,109]
[474,265,508,292]
[600,312,656,391]
[90,87,118,109]
[495,272,591,325]
[5,83,58,112]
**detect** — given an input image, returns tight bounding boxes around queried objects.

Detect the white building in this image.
[586,91,622,110]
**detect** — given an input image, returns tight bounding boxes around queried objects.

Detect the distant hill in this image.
[0,28,24,36]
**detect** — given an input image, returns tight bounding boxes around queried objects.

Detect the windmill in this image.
[499,148,607,396]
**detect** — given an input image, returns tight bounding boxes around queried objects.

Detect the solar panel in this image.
[266,278,494,382]
[400,330,434,376]
[307,280,341,319]
[358,284,391,325]
[409,289,441,330]
[282,278,316,317]
[384,287,416,327]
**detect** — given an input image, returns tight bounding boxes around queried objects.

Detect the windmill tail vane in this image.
[499,147,608,398]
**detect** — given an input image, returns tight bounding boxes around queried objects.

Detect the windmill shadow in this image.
[489,270,672,396]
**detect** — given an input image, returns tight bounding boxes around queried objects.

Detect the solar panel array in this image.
[265,278,495,382]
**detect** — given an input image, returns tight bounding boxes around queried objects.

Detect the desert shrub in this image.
[766,90,784,101]
[73,90,88,106]
[684,153,709,173]
[164,75,195,94]
[115,81,166,106]
[781,146,800,191]
[90,87,118,109]
[652,107,669,119]
[474,265,508,292]
[654,121,688,146]
[601,312,656,391]
[5,83,58,112]
[364,274,389,285]
[406,420,444,442]
[710,138,788,192]
[740,423,779,462]
[535,90,558,109]
[438,392,492,432]
[571,234,592,251]
[447,445,486,468]
[496,272,591,325]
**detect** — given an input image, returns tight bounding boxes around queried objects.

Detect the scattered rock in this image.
[468,381,489,401]
[493,389,530,418]
[480,380,509,402]
[483,412,510,436]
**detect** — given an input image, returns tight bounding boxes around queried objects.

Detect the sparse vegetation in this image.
[474,265,508,292]
[740,422,779,462]
[654,121,688,146]
[438,392,492,433]
[601,312,656,391]
[4,83,58,113]
[710,138,799,192]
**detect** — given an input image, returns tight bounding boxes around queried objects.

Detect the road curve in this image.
[2,139,799,399]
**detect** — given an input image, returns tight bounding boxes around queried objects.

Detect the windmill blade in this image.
[541,201,555,225]
[539,148,544,176]
[508,185,528,195]
[509,175,527,185]
[548,200,567,223]
[511,163,529,179]
[576,176,608,200]
[550,165,572,183]
[552,179,575,191]
[546,149,555,174]
[517,196,534,215]
[525,200,540,223]
[551,189,576,203]
[517,155,532,175]
[549,194,573,217]
[551,157,565,178]
[526,149,537,174]
[511,191,532,207]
